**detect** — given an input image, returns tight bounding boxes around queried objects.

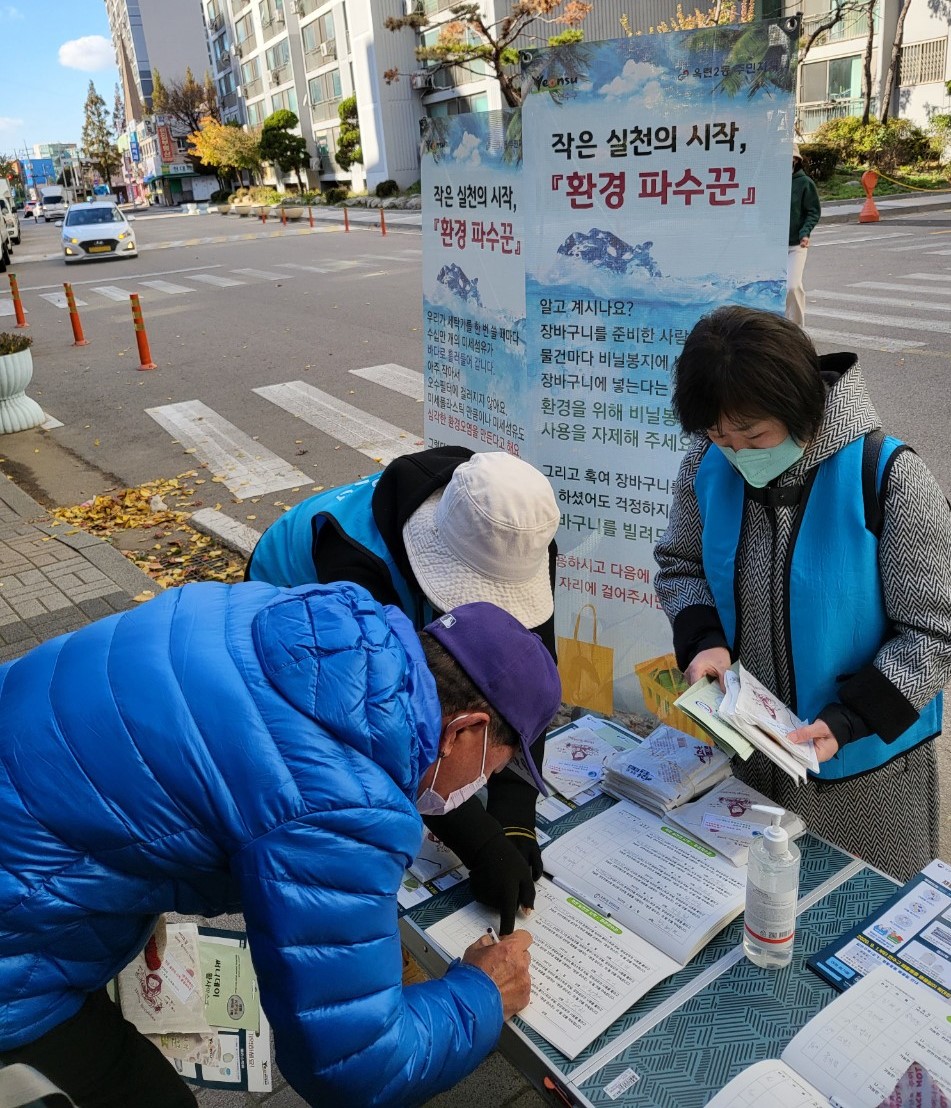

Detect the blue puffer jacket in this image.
[0,580,503,1105]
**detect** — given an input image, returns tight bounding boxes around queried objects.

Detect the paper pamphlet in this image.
[674,665,818,782]
[408,830,463,883]
[541,716,643,800]
[117,923,272,1093]
[809,860,951,1000]
[706,968,951,1108]
[601,724,732,815]
[876,1061,951,1108]
[426,799,746,1059]
[666,775,806,866]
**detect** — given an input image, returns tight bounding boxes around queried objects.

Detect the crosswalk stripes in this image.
[231,267,294,280]
[813,289,951,314]
[138,279,195,295]
[0,301,15,316]
[905,272,951,281]
[806,327,925,353]
[810,306,951,334]
[253,380,422,466]
[144,399,310,499]
[187,273,244,287]
[849,281,951,295]
[90,286,134,301]
[812,232,914,248]
[39,291,87,309]
[350,364,424,401]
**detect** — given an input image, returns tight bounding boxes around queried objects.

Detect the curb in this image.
[819,191,951,226]
[189,507,260,560]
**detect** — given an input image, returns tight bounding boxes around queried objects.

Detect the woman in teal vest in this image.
[654,306,951,879]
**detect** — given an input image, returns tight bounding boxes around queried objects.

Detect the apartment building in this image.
[201,0,687,192]
[790,0,951,136]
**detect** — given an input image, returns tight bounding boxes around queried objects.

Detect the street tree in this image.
[383,0,592,108]
[81,81,122,187]
[620,1,753,34]
[152,67,221,132]
[259,109,311,190]
[188,119,262,187]
[334,96,361,172]
[879,0,913,122]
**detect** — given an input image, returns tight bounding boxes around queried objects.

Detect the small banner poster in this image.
[520,22,797,710]
[420,109,527,455]
[157,123,177,164]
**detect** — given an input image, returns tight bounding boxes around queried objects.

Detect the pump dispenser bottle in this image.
[743,804,801,968]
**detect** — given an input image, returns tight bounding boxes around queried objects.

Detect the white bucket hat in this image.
[402,452,559,628]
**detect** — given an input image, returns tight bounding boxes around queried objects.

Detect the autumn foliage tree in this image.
[620,1,754,35]
[384,0,592,107]
[188,119,262,188]
[152,67,221,132]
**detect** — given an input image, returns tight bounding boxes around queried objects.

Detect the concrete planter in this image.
[279,206,304,221]
[217,204,232,215]
[0,347,44,434]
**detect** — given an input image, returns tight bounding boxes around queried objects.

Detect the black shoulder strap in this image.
[862,428,913,537]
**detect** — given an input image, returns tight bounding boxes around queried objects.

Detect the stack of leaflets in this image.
[601,724,732,815]
[666,775,806,865]
[674,662,819,783]
[540,717,642,800]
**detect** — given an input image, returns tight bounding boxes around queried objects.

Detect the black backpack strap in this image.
[862,428,913,538]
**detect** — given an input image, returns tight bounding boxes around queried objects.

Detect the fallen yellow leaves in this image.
[51,474,246,590]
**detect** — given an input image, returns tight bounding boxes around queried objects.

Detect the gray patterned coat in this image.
[653,355,951,877]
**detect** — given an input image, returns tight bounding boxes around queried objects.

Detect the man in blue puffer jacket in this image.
[0,580,561,1108]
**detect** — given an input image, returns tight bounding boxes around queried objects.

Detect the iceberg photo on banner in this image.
[520,21,798,711]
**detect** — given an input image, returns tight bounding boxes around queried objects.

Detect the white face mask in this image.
[417,717,488,817]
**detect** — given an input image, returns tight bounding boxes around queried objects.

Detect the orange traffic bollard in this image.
[343,206,350,233]
[308,205,314,229]
[280,206,287,226]
[129,293,156,370]
[8,273,27,328]
[859,170,880,223]
[63,283,88,346]
[380,208,387,236]
[260,208,267,225]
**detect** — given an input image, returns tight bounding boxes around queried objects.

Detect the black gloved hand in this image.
[485,770,542,881]
[502,825,543,882]
[467,831,537,936]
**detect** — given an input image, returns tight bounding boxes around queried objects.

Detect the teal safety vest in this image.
[246,476,419,619]
[694,434,941,782]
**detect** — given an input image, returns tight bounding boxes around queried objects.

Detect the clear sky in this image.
[0,0,121,157]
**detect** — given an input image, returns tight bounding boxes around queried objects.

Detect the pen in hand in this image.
[485,926,500,945]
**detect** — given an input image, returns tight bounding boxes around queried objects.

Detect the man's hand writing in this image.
[463,930,533,1020]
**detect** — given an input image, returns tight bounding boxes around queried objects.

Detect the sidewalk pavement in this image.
[0,473,544,1108]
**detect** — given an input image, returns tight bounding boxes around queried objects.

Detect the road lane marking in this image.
[0,300,19,315]
[145,400,309,499]
[906,273,951,281]
[806,327,926,352]
[350,364,423,401]
[253,381,422,466]
[186,273,245,287]
[812,289,951,313]
[19,265,225,292]
[139,280,196,295]
[809,306,951,333]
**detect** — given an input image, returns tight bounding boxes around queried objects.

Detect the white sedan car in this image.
[61,202,138,263]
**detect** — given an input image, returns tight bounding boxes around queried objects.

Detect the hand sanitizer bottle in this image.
[743,804,801,968]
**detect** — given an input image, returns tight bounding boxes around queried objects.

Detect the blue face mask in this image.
[717,437,805,488]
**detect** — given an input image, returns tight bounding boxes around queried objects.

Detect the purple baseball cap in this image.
[424,602,562,795]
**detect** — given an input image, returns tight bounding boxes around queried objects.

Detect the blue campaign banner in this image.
[520,22,797,711]
[420,110,527,455]
[130,135,141,163]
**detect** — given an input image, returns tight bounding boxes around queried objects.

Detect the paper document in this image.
[426,880,679,1060]
[707,968,951,1107]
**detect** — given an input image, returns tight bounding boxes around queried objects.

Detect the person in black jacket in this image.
[246,447,560,932]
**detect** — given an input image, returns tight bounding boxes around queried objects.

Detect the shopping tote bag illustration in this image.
[557,604,614,715]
